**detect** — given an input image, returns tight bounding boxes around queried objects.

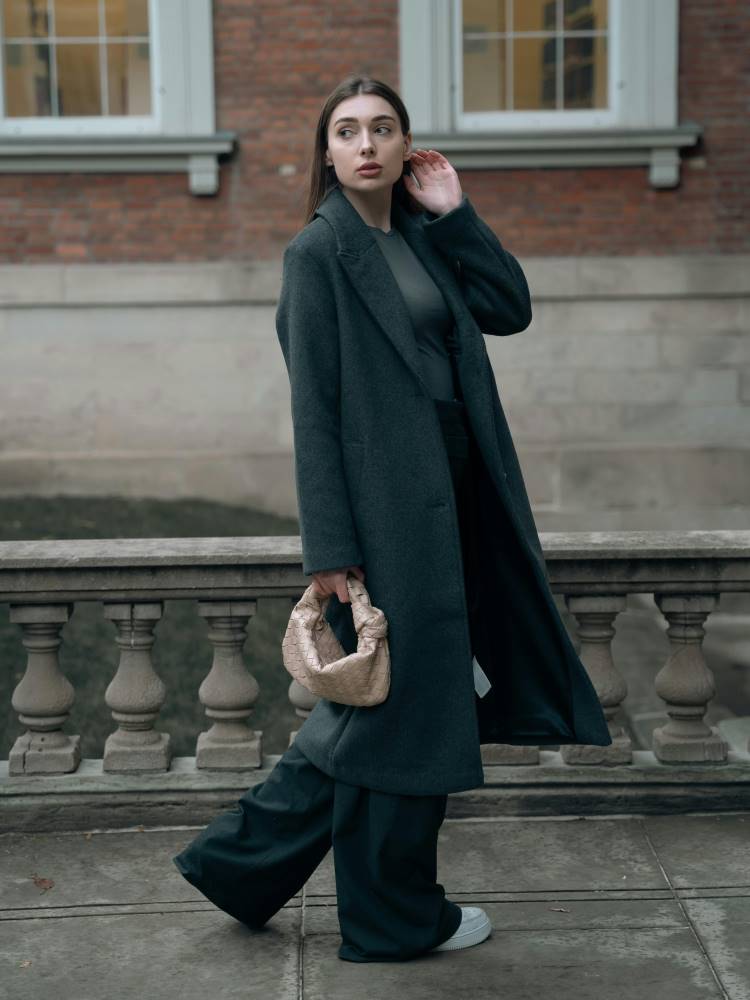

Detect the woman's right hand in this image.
[311,564,365,603]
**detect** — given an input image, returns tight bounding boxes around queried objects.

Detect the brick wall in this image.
[0,0,746,263]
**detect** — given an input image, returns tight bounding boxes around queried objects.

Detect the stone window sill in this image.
[411,124,703,188]
[0,132,237,195]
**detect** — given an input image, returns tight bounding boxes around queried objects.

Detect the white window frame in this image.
[457,0,618,131]
[400,0,701,188]
[0,0,234,194]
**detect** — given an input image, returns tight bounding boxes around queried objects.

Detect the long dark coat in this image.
[275,182,612,796]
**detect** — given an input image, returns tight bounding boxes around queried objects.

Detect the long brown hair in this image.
[303,74,423,226]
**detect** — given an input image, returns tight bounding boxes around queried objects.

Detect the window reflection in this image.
[54,0,98,37]
[3,41,51,116]
[462,0,609,113]
[463,36,507,112]
[106,40,149,115]
[1,0,151,117]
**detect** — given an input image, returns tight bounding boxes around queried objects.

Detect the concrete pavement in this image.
[1,811,749,999]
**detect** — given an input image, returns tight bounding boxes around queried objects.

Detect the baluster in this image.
[195,600,261,768]
[561,594,632,764]
[102,601,171,772]
[8,603,80,775]
[652,593,728,762]
[288,678,318,747]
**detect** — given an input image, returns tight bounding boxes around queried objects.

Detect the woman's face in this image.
[325,93,411,193]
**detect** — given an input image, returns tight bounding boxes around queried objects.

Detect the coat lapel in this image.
[313,184,476,397]
[313,184,507,483]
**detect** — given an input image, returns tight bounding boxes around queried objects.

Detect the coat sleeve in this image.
[420,193,532,337]
[275,241,364,577]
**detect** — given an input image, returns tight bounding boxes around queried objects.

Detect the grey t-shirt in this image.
[368,224,459,401]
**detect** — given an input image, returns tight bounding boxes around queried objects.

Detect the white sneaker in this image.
[431,905,492,952]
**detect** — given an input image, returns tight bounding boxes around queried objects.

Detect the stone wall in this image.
[0,255,746,530]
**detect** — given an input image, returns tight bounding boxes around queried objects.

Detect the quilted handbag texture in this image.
[281,574,390,706]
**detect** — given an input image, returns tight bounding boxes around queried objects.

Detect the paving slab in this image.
[684,895,750,999]
[1,908,301,1000]
[303,920,724,1000]
[437,816,670,893]
[643,814,750,888]
[0,827,258,910]
[306,816,668,898]
[2,814,750,999]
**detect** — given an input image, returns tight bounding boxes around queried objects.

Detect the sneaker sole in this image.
[432,917,492,952]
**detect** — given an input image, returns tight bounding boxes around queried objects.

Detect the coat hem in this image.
[291,733,486,797]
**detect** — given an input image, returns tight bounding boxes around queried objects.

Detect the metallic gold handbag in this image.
[281,574,390,706]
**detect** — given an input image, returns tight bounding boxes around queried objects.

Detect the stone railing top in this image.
[536,529,750,560]
[0,535,304,568]
[0,530,748,568]
[0,531,748,600]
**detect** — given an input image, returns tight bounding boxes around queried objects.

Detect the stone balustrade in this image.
[1,531,749,827]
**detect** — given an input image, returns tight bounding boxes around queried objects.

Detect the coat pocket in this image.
[341,439,365,503]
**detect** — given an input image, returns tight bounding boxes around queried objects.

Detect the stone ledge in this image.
[0,132,237,196]
[412,124,703,188]
[0,254,748,306]
[3,751,750,832]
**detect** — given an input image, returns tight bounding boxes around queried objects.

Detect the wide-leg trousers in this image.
[171,397,479,964]
[172,740,462,962]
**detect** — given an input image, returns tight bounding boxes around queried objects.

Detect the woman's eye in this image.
[338,126,391,137]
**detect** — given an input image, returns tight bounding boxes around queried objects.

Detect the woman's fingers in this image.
[410,149,452,186]
[311,565,365,602]
[410,149,437,169]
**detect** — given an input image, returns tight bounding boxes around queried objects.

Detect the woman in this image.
[174,74,612,964]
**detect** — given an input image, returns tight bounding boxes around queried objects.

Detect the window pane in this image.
[564,0,607,31]
[463,35,506,111]
[463,0,506,34]
[104,0,148,37]
[3,41,51,114]
[513,36,556,109]
[107,40,149,113]
[513,0,556,33]
[54,0,100,37]
[563,33,607,108]
[56,42,101,113]
[2,0,50,37]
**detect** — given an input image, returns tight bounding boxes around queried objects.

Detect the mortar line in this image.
[640,819,732,1000]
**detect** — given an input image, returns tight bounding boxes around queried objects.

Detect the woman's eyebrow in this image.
[333,114,396,126]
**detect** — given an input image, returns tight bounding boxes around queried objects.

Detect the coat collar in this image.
[313,184,509,485]
[313,184,475,397]
[313,181,426,256]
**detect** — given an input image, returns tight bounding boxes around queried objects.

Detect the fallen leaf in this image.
[31,874,55,892]
[19,960,32,969]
